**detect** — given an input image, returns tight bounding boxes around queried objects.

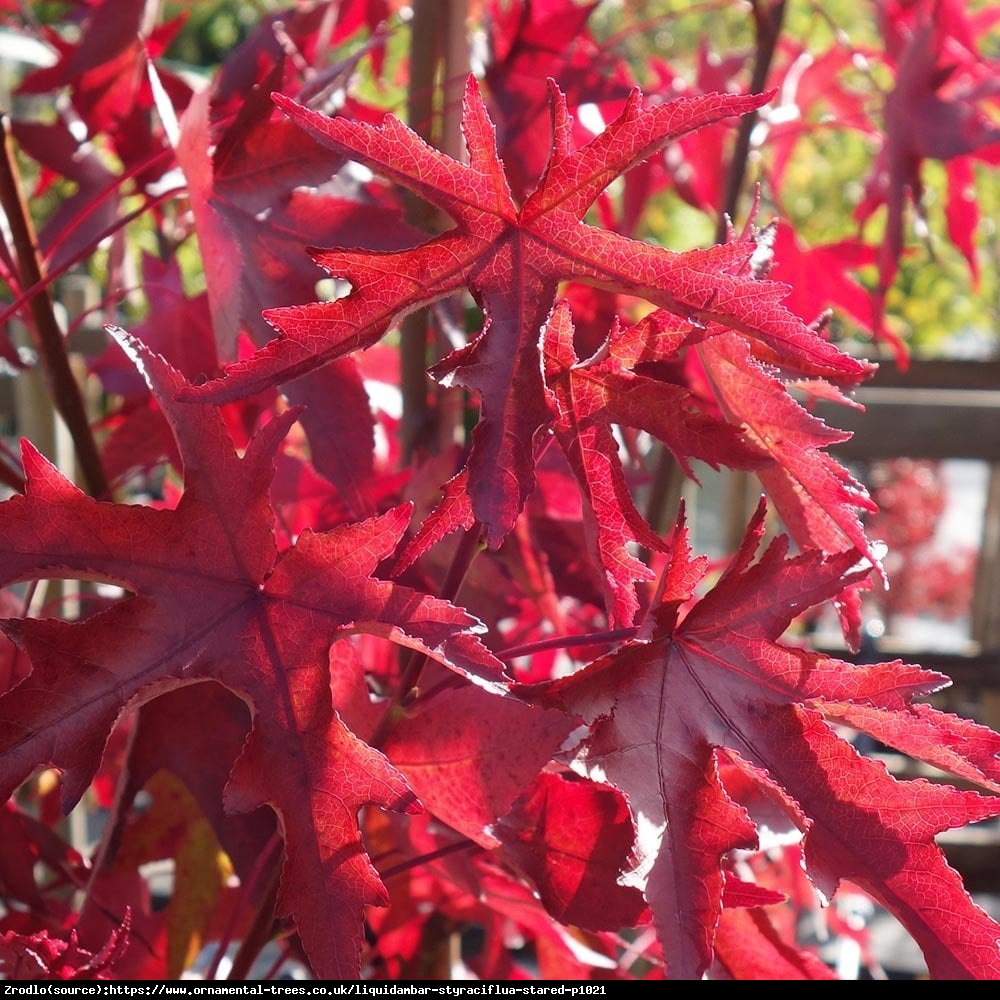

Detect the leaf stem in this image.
[397,521,485,700]
[496,627,638,662]
[207,830,282,981]
[0,115,109,499]
[0,187,183,334]
[380,836,481,881]
[256,944,289,982]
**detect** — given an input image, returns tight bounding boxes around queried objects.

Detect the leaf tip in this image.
[17,436,62,485]
[270,91,298,116]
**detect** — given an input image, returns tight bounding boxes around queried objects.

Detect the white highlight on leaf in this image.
[148,59,181,148]
[620,809,665,891]
[576,102,606,136]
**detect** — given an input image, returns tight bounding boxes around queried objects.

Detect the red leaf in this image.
[0,913,130,981]
[646,42,752,217]
[496,771,647,931]
[184,78,864,547]
[483,0,633,199]
[944,155,980,282]
[393,469,476,575]
[211,4,388,114]
[0,803,51,910]
[767,222,877,333]
[537,504,1000,979]
[328,591,567,827]
[178,83,421,358]
[0,331,505,979]
[115,682,278,882]
[18,2,189,173]
[0,591,30,696]
[712,907,837,980]
[177,84,424,517]
[765,41,876,199]
[696,331,877,562]
[861,0,1000,317]
[541,300,763,626]
[382,685,574,847]
[19,4,176,133]
[11,118,120,274]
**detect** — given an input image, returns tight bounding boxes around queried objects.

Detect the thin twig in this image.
[0,186,183,333]
[256,943,289,982]
[226,870,280,981]
[43,145,173,263]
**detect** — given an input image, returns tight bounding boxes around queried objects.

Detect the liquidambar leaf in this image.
[0,331,505,979]
[183,77,869,547]
[0,915,130,981]
[541,300,763,626]
[537,503,1000,979]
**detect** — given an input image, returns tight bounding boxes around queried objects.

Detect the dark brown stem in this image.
[432,1,470,455]
[440,0,468,160]
[714,0,787,243]
[439,520,485,602]
[398,1,469,462]
[0,115,109,499]
[399,311,431,461]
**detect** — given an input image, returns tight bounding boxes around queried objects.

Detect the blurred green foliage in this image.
[163,1,265,67]
[590,0,1000,358]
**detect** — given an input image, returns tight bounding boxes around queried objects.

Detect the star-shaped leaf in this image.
[183,78,869,547]
[0,331,505,979]
[537,503,1000,979]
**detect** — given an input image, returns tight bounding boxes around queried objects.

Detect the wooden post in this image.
[973,465,1000,653]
